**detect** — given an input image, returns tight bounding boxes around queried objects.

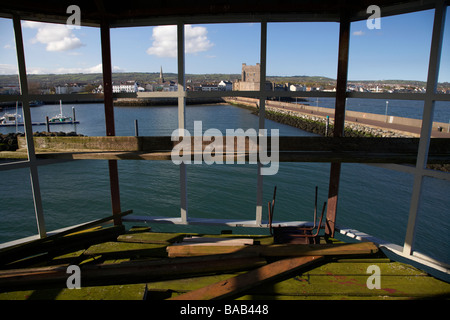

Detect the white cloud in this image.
[352,30,365,36]
[22,21,84,52]
[0,63,123,75]
[52,64,124,74]
[146,25,213,58]
[0,64,18,74]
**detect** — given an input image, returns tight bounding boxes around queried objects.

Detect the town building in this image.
[233,63,272,91]
[289,84,307,92]
[54,83,87,94]
[218,80,233,91]
[112,81,138,93]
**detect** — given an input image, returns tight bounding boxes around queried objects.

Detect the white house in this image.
[55,83,86,94]
[112,81,138,93]
[289,84,306,92]
[218,80,233,91]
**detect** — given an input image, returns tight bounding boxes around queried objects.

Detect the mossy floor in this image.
[1,226,449,300]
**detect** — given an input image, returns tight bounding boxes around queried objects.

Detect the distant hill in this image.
[0,72,446,89]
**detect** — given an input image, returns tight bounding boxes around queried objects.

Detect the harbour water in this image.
[0,100,449,266]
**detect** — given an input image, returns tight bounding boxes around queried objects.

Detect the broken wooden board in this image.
[166,241,379,258]
[170,255,324,300]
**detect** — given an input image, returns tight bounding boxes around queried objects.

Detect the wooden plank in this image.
[0,222,129,266]
[170,255,324,300]
[175,237,254,246]
[0,254,266,290]
[83,241,168,258]
[117,232,185,244]
[166,242,379,258]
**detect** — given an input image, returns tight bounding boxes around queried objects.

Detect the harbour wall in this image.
[224,97,449,138]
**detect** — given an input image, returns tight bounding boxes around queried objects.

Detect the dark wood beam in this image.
[100,19,122,226]
[326,12,351,238]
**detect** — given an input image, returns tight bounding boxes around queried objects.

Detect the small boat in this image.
[0,113,22,126]
[0,101,22,127]
[49,100,75,123]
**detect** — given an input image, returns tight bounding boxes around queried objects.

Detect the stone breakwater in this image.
[224,97,413,138]
[265,107,413,138]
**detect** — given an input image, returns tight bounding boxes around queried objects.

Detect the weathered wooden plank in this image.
[166,242,379,258]
[0,254,266,290]
[83,241,168,258]
[117,232,186,244]
[175,237,254,246]
[170,256,324,300]
[0,223,128,267]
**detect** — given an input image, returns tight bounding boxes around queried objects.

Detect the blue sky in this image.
[0,7,449,82]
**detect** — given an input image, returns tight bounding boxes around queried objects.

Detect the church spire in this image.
[160,66,165,84]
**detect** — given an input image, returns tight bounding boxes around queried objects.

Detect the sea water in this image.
[0,100,449,266]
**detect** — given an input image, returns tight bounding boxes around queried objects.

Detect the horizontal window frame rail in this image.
[0,0,438,28]
[2,91,449,104]
[3,136,449,166]
[12,135,449,153]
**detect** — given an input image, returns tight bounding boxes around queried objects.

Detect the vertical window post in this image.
[403,1,446,256]
[325,13,350,238]
[100,19,122,225]
[256,21,267,226]
[13,14,46,238]
[178,22,188,223]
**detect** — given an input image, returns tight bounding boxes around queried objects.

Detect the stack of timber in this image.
[0,222,450,300]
